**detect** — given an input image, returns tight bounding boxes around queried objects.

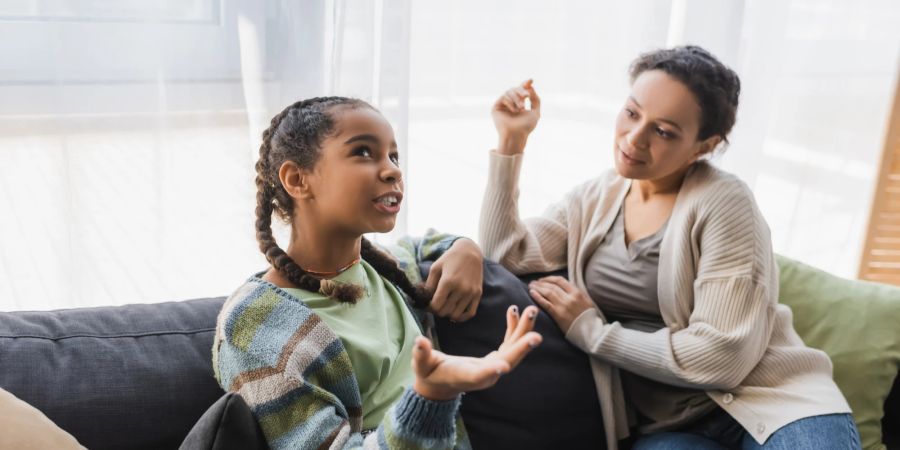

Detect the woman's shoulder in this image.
[682,161,756,207]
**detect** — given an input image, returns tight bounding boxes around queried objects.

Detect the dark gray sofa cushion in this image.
[0,297,226,450]
[426,261,607,450]
[179,392,268,450]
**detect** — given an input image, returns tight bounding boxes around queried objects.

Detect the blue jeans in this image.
[631,408,862,450]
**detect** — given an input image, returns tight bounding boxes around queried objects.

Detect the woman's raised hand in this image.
[492,79,541,155]
[411,305,543,401]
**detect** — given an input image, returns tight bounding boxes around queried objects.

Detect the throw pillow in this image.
[427,261,607,450]
[180,392,269,450]
[0,387,86,450]
[777,254,900,450]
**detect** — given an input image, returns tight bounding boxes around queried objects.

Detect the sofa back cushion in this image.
[0,297,226,450]
[427,261,607,450]
[776,255,900,450]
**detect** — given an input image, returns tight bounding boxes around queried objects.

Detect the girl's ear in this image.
[279,161,314,200]
[691,135,722,163]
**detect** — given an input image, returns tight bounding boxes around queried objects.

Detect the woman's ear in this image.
[278,161,314,200]
[691,135,722,163]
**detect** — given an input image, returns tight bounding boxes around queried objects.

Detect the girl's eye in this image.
[655,127,674,139]
[389,153,400,165]
[354,146,372,158]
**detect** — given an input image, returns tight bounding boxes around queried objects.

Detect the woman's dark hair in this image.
[255,97,430,306]
[629,45,741,145]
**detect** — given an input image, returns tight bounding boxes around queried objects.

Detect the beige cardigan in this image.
[479,152,850,448]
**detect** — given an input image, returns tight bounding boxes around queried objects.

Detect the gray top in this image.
[584,205,715,433]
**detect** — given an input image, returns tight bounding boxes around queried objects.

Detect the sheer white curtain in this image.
[405,0,900,280]
[0,0,411,310]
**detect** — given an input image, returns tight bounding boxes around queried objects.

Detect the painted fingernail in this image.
[511,305,518,314]
[529,310,537,320]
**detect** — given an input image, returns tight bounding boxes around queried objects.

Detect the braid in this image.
[360,238,432,308]
[254,97,368,303]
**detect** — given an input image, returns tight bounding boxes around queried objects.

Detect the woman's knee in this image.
[743,414,862,450]
[632,432,727,450]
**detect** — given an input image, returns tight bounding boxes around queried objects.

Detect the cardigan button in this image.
[722,393,734,404]
[756,423,766,434]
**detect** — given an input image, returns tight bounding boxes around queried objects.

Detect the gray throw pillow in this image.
[424,260,607,450]
[180,392,268,450]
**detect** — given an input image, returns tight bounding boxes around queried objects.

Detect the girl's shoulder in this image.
[216,275,320,341]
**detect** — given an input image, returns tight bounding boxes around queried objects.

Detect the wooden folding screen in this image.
[860,76,900,285]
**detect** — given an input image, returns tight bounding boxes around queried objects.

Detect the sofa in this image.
[1,256,898,450]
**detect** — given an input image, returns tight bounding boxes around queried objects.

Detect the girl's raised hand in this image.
[492,79,541,155]
[411,305,543,401]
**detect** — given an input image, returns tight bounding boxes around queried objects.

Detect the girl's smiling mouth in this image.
[373,191,402,213]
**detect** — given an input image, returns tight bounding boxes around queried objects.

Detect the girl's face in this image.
[299,107,403,237]
[613,70,719,182]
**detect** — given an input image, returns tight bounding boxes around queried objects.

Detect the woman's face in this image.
[613,70,718,182]
[291,107,404,237]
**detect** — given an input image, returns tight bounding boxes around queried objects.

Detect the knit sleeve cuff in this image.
[564,308,607,353]
[391,387,461,440]
[488,150,524,193]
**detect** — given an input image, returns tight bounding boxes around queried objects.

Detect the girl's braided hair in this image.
[255,97,430,306]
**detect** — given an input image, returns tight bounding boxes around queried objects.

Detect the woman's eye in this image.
[624,108,637,119]
[655,127,673,139]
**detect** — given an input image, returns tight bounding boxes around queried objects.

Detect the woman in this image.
[480,46,860,449]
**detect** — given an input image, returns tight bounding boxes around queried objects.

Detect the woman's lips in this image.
[619,148,645,165]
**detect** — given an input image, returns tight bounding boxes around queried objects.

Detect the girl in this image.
[481,46,860,449]
[213,97,542,449]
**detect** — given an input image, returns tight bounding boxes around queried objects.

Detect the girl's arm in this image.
[390,230,484,322]
[216,298,462,450]
[216,289,541,449]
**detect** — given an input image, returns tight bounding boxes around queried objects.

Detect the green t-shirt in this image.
[283,260,421,430]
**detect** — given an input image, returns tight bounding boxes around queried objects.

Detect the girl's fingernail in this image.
[511,305,518,314]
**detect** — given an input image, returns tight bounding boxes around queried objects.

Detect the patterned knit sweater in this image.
[480,152,851,449]
[212,232,472,449]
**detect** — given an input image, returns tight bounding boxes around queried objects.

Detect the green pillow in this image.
[777,254,900,450]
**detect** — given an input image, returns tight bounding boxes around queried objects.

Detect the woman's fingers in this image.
[532,280,568,300]
[523,80,541,111]
[539,276,576,294]
[529,287,554,313]
[500,94,518,113]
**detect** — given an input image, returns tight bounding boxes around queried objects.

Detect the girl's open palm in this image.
[412,305,542,400]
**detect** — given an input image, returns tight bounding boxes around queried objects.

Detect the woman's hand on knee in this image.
[492,79,541,155]
[426,238,484,322]
[411,305,542,401]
